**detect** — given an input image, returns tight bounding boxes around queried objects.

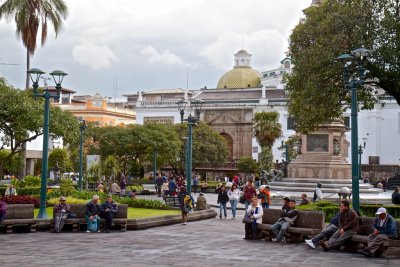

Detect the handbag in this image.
[87,218,98,232]
[239,195,245,204]
[242,214,253,224]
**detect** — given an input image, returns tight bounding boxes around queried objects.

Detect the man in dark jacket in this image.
[217,186,229,219]
[358,207,398,257]
[85,195,101,233]
[305,211,340,249]
[0,199,7,222]
[101,195,118,233]
[271,199,299,243]
[320,200,359,251]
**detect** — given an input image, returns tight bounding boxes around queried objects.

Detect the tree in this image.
[237,156,259,176]
[0,150,23,177]
[287,0,400,132]
[0,0,69,88]
[173,122,229,174]
[102,155,119,182]
[48,148,72,172]
[0,78,80,160]
[253,111,282,171]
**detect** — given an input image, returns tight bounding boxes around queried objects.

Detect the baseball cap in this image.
[375,207,387,215]
[60,196,66,201]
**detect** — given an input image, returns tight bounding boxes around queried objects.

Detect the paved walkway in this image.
[0,212,399,267]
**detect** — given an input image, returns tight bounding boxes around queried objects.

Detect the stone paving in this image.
[1,209,399,267]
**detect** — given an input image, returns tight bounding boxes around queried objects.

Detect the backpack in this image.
[184,194,193,209]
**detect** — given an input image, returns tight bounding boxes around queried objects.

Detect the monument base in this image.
[288,162,351,179]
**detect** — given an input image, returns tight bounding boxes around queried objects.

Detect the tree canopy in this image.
[287,0,400,132]
[0,78,80,159]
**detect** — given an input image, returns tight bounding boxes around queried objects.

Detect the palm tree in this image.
[0,0,69,89]
[253,111,282,171]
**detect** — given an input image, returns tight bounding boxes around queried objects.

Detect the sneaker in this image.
[305,239,316,249]
[219,214,222,219]
[271,238,279,242]
[183,222,187,225]
[319,240,330,251]
[97,230,101,233]
[86,230,90,233]
[281,237,287,243]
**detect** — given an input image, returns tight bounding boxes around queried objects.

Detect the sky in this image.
[0,0,311,100]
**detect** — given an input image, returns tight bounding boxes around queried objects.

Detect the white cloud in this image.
[201,30,287,71]
[72,40,118,70]
[140,45,185,67]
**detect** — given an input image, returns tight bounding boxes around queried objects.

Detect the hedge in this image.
[298,201,400,222]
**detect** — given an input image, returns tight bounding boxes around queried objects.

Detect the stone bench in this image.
[257,208,325,242]
[0,204,36,233]
[142,184,157,194]
[51,204,128,232]
[164,196,180,207]
[345,217,400,257]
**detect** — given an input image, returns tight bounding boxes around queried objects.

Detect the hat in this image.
[375,207,387,215]
[283,197,290,202]
[60,196,66,201]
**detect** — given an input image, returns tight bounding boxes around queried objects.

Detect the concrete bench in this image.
[51,204,128,232]
[257,208,325,242]
[142,184,157,194]
[0,204,36,233]
[345,217,400,257]
[164,196,180,207]
[0,180,11,185]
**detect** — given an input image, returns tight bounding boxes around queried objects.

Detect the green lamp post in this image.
[358,136,368,182]
[337,48,370,212]
[78,118,87,191]
[177,98,204,194]
[27,68,68,219]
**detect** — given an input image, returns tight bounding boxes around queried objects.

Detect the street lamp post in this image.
[337,48,370,212]
[281,140,290,164]
[153,144,157,182]
[27,68,68,219]
[177,99,204,194]
[78,118,87,191]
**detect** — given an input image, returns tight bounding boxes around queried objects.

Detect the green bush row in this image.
[298,201,400,222]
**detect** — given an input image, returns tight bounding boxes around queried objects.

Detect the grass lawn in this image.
[34,207,180,219]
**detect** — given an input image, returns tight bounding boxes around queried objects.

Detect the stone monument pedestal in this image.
[288,120,351,179]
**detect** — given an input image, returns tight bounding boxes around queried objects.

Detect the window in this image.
[270,72,275,76]
[284,61,291,69]
[344,117,350,128]
[287,117,296,130]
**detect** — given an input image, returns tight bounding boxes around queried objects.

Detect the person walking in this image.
[217,186,229,219]
[193,175,199,194]
[228,183,240,218]
[120,173,127,195]
[313,183,323,202]
[178,187,193,225]
[155,174,163,197]
[243,181,257,210]
[259,185,271,208]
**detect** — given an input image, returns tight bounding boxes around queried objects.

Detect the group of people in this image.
[53,194,119,233]
[242,193,398,258]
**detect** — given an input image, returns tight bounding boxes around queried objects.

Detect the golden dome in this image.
[217,67,261,89]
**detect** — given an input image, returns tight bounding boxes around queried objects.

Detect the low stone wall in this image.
[127,209,217,230]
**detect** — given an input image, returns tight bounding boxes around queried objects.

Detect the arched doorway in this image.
[220,133,234,161]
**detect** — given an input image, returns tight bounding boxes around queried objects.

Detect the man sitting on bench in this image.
[358,207,398,257]
[271,199,299,243]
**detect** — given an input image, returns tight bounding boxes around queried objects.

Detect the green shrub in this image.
[17,187,41,196]
[112,195,168,209]
[129,185,143,192]
[298,201,400,221]
[48,197,89,205]
[16,176,41,188]
[59,178,76,196]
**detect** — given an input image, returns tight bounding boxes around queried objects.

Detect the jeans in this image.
[219,202,227,217]
[262,202,269,209]
[230,199,238,217]
[54,212,67,231]
[245,222,258,239]
[193,184,198,193]
[271,220,291,241]
[311,224,338,245]
[244,200,251,210]
[326,229,356,249]
[102,212,114,230]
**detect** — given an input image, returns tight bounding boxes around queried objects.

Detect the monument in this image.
[288,120,351,179]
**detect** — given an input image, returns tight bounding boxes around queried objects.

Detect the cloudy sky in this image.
[0,0,310,99]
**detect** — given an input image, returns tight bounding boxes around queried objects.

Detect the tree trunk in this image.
[20,48,31,178]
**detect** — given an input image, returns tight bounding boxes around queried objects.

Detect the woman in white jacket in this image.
[228,183,240,218]
[244,197,263,240]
